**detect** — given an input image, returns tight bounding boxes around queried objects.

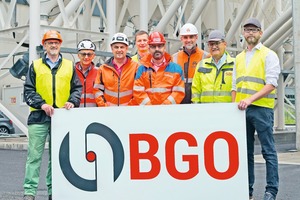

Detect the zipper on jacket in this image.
[148,69,152,88]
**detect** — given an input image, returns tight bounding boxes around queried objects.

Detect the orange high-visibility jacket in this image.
[93,56,138,106]
[75,62,98,107]
[133,53,185,105]
[172,46,210,104]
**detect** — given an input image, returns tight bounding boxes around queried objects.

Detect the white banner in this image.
[52,103,248,199]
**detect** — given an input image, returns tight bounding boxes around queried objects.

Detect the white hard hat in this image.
[111,32,129,46]
[77,39,96,51]
[180,23,198,35]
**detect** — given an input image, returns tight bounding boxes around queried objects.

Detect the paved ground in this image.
[0,134,299,200]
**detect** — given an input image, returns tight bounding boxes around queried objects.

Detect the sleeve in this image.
[191,61,202,103]
[231,61,237,91]
[68,66,82,107]
[133,66,152,105]
[93,66,106,107]
[265,50,280,87]
[23,62,46,109]
[162,64,185,104]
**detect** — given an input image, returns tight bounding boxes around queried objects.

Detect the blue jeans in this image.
[23,123,52,196]
[246,105,279,197]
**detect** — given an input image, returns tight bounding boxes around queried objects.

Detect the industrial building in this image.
[0,0,299,148]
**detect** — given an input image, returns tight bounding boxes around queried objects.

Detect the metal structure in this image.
[0,0,298,148]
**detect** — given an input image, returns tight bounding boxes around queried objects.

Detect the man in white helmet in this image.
[75,39,98,107]
[172,23,210,104]
[93,32,138,106]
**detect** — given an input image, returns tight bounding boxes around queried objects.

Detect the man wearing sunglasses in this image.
[232,18,280,200]
[75,39,98,107]
[133,31,185,105]
[191,30,234,103]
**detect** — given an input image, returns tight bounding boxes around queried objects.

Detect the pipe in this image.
[187,0,209,24]
[140,0,148,31]
[261,7,292,42]
[225,0,253,45]
[264,18,292,48]
[51,0,84,27]
[155,0,183,32]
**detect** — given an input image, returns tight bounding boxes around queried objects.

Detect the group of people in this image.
[22,17,280,200]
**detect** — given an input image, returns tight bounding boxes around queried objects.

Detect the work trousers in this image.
[246,105,279,198]
[23,123,52,196]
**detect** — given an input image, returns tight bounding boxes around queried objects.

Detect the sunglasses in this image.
[79,52,95,57]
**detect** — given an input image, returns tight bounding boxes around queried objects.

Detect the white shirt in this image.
[232,42,280,91]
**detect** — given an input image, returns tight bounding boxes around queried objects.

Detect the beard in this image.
[245,36,259,46]
[48,49,59,56]
[153,50,163,60]
[185,44,195,50]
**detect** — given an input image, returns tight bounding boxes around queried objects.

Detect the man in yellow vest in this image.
[23,30,82,200]
[232,18,280,200]
[191,30,234,103]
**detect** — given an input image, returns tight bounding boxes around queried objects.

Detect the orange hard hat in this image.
[42,30,63,45]
[148,31,166,45]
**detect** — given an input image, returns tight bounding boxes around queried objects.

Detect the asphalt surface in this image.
[0,141,299,200]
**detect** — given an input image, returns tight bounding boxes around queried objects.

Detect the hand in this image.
[237,98,252,110]
[64,102,74,110]
[41,104,54,116]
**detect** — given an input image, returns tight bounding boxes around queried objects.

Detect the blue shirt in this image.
[46,55,61,69]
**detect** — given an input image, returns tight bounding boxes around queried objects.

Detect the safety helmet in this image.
[148,31,166,45]
[110,33,129,46]
[77,39,96,51]
[42,30,63,45]
[180,23,198,35]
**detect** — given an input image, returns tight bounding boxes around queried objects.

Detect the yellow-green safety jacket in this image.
[235,45,276,109]
[191,52,234,103]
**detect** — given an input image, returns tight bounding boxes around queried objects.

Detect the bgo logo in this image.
[59,123,240,192]
[59,122,124,191]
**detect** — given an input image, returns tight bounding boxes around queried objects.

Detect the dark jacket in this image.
[24,53,82,125]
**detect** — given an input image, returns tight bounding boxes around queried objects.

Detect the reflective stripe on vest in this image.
[31,58,72,111]
[235,45,276,108]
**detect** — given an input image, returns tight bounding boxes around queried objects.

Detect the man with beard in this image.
[23,30,82,200]
[232,18,280,200]
[191,30,234,103]
[172,23,210,104]
[133,31,185,105]
[132,30,149,65]
[93,32,138,106]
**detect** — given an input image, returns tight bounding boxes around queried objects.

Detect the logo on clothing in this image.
[58,122,124,191]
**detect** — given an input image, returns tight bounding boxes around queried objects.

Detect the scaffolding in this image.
[0,0,298,148]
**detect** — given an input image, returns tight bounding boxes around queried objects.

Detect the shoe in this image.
[23,195,35,200]
[264,192,275,200]
[249,195,254,200]
[49,195,52,200]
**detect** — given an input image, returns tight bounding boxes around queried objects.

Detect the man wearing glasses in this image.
[23,30,82,200]
[93,32,138,106]
[133,31,185,105]
[232,18,280,200]
[75,39,98,107]
[191,30,234,103]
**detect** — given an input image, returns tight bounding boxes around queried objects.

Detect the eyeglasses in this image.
[149,44,165,49]
[46,41,60,46]
[244,28,261,33]
[79,52,95,57]
[207,41,223,47]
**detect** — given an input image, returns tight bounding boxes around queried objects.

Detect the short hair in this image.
[134,30,149,41]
